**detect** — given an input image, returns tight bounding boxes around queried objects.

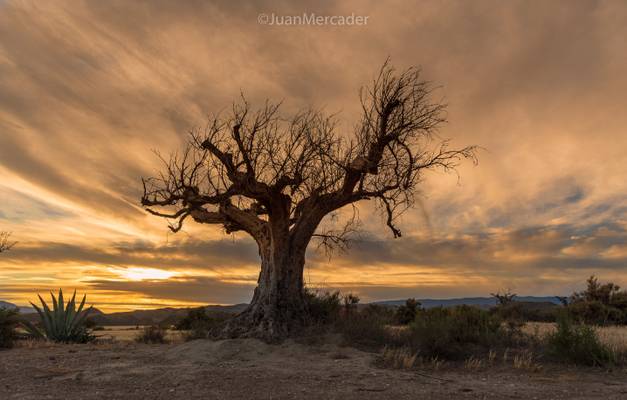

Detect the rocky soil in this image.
[1,339,626,399]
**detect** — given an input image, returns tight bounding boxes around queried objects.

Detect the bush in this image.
[304,289,342,325]
[567,276,627,325]
[567,300,624,326]
[362,304,396,324]
[493,301,558,323]
[546,314,616,366]
[338,310,394,349]
[176,307,230,340]
[342,293,360,318]
[135,325,168,344]
[407,306,505,359]
[0,307,20,349]
[394,298,420,325]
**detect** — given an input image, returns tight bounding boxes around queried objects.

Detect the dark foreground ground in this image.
[1,339,626,400]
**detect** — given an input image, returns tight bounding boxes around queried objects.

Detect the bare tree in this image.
[491,289,517,306]
[141,62,477,339]
[0,232,16,253]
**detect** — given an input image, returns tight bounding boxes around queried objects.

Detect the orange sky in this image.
[1,0,626,311]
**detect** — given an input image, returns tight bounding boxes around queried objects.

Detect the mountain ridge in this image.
[374,296,562,309]
[4,296,562,325]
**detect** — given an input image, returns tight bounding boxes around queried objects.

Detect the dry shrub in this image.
[512,350,542,372]
[380,346,418,369]
[407,305,506,359]
[135,325,168,344]
[338,311,395,349]
[546,314,617,366]
[463,356,483,370]
[0,307,20,349]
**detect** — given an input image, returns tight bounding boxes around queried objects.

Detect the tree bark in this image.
[223,196,312,341]
[223,241,307,341]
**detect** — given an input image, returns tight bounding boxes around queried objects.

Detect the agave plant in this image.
[24,289,94,343]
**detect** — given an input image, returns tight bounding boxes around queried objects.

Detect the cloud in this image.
[1,0,626,309]
[87,276,255,305]
[0,238,260,271]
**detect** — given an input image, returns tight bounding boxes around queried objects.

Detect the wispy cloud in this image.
[1,0,626,309]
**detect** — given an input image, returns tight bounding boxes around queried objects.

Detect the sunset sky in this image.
[1,0,626,312]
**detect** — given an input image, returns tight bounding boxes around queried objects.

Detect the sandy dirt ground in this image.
[1,339,626,400]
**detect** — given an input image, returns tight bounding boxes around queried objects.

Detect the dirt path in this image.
[1,339,626,399]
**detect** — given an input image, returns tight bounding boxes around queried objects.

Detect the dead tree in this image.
[141,62,477,340]
[0,232,16,253]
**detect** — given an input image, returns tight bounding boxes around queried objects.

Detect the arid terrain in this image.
[1,337,626,400]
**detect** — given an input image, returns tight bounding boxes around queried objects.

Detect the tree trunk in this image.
[223,232,309,341]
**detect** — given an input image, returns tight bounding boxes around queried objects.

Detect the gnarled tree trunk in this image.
[223,198,314,341]
[225,244,307,340]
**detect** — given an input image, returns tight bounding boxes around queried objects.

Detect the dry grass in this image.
[512,350,542,372]
[524,322,627,353]
[95,326,184,343]
[380,346,418,369]
[463,356,483,370]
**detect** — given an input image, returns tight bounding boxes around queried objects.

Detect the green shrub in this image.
[342,293,360,317]
[408,305,505,359]
[362,304,396,324]
[176,307,230,340]
[0,307,20,349]
[394,298,420,325]
[304,289,342,325]
[567,300,622,325]
[135,325,168,344]
[492,301,558,323]
[546,314,616,366]
[567,276,627,325]
[338,311,393,349]
[23,289,94,343]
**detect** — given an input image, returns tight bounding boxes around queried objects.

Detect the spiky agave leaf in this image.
[57,289,67,338]
[29,289,94,343]
[35,294,54,335]
[20,320,45,339]
[64,290,77,332]
[49,291,62,338]
[69,295,91,332]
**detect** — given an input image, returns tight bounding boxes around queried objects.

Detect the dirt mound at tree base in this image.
[164,338,369,366]
[165,339,274,363]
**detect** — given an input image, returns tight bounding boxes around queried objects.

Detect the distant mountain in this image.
[0,300,17,310]
[12,296,563,326]
[80,304,248,326]
[0,300,36,314]
[374,296,562,309]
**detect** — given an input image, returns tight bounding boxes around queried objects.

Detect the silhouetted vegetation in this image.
[338,308,397,349]
[0,231,16,253]
[406,306,509,359]
[135,325,168,344]
[175,307,230,340]
[0,307,20,348]
[566,276,627,325]
[394,298,420,325]
[299,289,626,367]
[546,313,617,366]
[492,301,557,324]
[23,289,94,343]
[303,289,342,325]
[491,290,517,306]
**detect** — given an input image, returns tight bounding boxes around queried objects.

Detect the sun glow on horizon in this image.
[108,267,177,281]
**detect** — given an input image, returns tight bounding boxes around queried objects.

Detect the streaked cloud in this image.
[0,0,626,310]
